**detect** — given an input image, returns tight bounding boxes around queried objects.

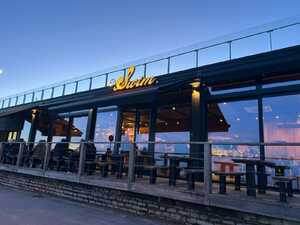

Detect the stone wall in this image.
[0,171,297,225]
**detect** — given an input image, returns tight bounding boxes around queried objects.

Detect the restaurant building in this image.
[0,17,300,174]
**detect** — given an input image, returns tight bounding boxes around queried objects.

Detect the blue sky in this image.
[0,0,300,97]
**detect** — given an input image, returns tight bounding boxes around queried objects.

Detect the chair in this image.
[84,142,96,175]
[4,142,19,165]
[30,140,46,168]
[51,140,69,171]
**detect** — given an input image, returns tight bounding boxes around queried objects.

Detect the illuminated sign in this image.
[113,66,156,91]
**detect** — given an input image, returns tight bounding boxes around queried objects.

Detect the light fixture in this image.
[165,122,168,126]
[190,79,201,89]
[176,121,180,125]
[219,119,223,123]
[172,106,176,111]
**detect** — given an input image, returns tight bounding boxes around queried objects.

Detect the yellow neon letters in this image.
[113,66,156,91]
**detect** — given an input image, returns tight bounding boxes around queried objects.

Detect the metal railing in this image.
[0,140,300,200]
[0,16,300,109]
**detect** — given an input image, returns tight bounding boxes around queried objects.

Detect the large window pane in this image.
[263,95,300,179]
[69,116,88,150]
[20,120,31,142]
[208,100,260,160]
[94,110,117,153]
[155,104,191,154]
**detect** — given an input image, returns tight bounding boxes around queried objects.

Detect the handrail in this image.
[0,15,300,109]
[3,140,300,146]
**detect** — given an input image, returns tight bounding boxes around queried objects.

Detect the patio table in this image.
[160,155,191,186]
[232,158,276,196]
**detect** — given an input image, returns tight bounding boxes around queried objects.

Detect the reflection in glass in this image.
[20,120,31,142]
[263,95,300,178]
[69,116,88,150]
[120,110,150,152]
[121,111,136,151]
[208,100,259,161]
[94,111,117,153]
[155,104,191,154]
[135,110,150,151]
[51,118,70,143]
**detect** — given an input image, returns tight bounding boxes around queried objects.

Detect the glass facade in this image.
[263,95,300,176]
[94,110,118,153]
[155,104,191,154]
[208,100,260,159]
[69,116,88,150]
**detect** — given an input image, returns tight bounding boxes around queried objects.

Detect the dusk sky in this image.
[1,1,300,97]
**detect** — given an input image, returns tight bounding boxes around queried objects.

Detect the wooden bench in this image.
[213,171,245,194]
[272,176,296,202]
[185,169,204,190]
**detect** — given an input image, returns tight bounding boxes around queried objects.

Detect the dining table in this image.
[160,154,191,186]
[214,161,240,172]
[232,158,276,196]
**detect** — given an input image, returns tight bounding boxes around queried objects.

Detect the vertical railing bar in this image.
[41,89,44,100]
[228,41,232,60]
[16,142,25,169]
[143,64,147,78]
[195,49,199,68]
[51,87,55,98]
[127,143,135,190]
[31,92,35,102]
[78,142,86,177]
[268,30,273,51]
[1,100,4,108]
[204,143,212,198]
[23,94,26,104]
[43,142,51,172]
[15,96,18,105]
[8,98,11,107]
[62,84,66,96]
[89,77,93,90]
[167,57,171,74]
[75,81,79,93]
[123,68,126,79]
[105,73,109,87]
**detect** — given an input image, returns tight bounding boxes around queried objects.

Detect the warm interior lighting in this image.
[190,80,201,89]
